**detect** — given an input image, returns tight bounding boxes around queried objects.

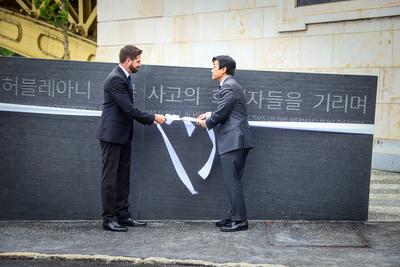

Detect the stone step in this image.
[369,206,400,214]
[369,194,400,200]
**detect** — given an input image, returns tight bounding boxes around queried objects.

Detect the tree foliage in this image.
[0,47,20,57]
[33,0,68,27]
[33,0,70,59]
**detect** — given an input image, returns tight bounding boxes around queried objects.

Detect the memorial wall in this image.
[0,57,377,220]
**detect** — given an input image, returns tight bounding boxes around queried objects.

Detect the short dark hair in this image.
[119,45,142,63]
[212,55,236,76]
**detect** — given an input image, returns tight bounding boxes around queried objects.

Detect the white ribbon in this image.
[0,103,102,116]
[0,103,375,195]
[155,114,217,194]
[0,103,374,135]
[249,121,374,135]
[164,114,216,180]
[156,123,198,195]
[197,129,216,179]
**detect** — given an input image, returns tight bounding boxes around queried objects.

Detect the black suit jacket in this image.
[206,76,253,155]
[97,66,155,145]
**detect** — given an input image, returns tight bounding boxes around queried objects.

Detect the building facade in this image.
[96,0,400,171]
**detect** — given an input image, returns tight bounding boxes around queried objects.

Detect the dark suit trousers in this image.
[100,141,132,223]
[220,148,250,221]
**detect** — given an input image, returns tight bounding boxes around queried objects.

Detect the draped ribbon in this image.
[163,114,216,180]
[0,103,374,195]
[155,114,216,194]
[156,123,198,195]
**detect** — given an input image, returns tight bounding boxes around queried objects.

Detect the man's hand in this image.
[197,113,206,121]
[197,119,207,128]
[154,114,166,124]
[196,113,207,128]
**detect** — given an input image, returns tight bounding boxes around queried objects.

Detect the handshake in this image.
[153,113,208,128]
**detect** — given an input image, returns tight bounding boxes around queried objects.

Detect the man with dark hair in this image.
[97,45,166,232]
[197,55,253,232]
[119,45,142,67]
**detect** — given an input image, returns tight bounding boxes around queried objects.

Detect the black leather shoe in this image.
[220,220,249,232]
[215,218,232,227]
[118,217,147,227]
[103,221,128,232]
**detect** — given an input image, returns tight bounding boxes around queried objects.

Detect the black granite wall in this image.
[0,57,377,220]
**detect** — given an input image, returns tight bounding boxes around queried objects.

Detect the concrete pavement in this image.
[0,170,399,267]
[1,220,399,266]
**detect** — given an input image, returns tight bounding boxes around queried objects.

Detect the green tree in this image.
[0,47,20,57]
[33,0,70,59]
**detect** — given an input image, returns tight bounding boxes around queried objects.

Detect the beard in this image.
[129,65,139,73]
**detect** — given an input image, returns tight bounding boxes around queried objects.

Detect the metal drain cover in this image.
[266,222,369,247]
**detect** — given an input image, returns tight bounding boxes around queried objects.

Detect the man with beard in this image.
[97,45,166,232]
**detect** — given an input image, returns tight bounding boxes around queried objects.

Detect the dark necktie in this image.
[127,76,133,92]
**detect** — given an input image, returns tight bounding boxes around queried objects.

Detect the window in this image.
[296,0,349,7]
[278,0,400,32]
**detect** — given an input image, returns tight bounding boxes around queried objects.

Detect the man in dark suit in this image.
[197,55,253,232]
[97,45,166,232]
